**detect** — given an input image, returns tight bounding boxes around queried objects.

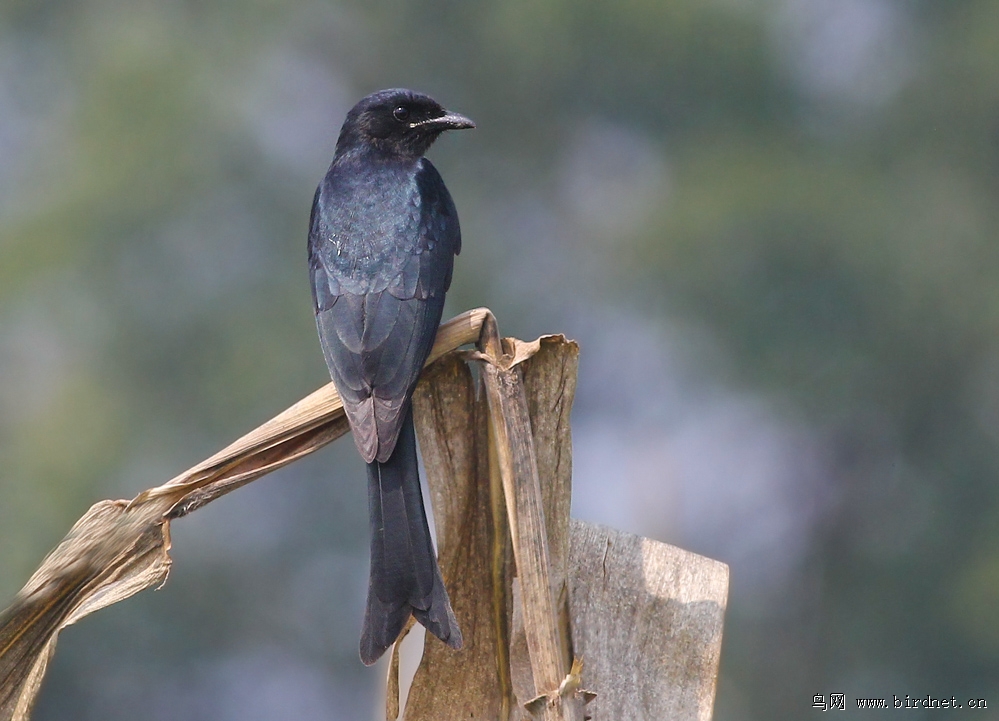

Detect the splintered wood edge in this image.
[476,322,579,720]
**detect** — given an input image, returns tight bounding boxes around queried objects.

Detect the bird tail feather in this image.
[359,405,462,665]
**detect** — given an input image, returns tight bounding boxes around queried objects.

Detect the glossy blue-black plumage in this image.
[310,155,460,463]
[307,89,472,664]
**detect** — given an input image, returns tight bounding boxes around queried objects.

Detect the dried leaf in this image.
[0,308,490,721]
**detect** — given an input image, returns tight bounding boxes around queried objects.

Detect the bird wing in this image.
[309,159,460,463]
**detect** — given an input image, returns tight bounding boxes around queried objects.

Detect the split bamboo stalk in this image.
[476,318,583,721]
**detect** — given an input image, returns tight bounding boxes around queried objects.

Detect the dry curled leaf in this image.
[0,309,490,721]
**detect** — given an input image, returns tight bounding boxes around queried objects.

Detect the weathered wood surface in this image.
[569,520,729,721]
[479,332,579,721]
[403,334,583,720]
[495,336,579,719]
[403,353,512,720]
[402,332,728,721]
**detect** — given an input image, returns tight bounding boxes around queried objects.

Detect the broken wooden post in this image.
[568,521,728,721]
[400,320,729,720]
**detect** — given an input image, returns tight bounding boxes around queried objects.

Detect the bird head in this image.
[335,88,475,158]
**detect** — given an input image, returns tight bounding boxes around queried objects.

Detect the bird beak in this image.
[418,111,476,131]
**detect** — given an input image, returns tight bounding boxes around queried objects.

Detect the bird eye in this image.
[392,106,410,122]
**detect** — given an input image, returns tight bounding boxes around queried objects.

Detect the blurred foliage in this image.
[3,0,999,718]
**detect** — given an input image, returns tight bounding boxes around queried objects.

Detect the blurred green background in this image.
[3,0,999,718]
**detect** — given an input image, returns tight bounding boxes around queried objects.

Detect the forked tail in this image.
[359,405,462,665]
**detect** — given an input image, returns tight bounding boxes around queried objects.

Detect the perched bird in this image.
[307,89,474,665]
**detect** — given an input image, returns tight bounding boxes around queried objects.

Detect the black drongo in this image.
[307,89,473,664]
